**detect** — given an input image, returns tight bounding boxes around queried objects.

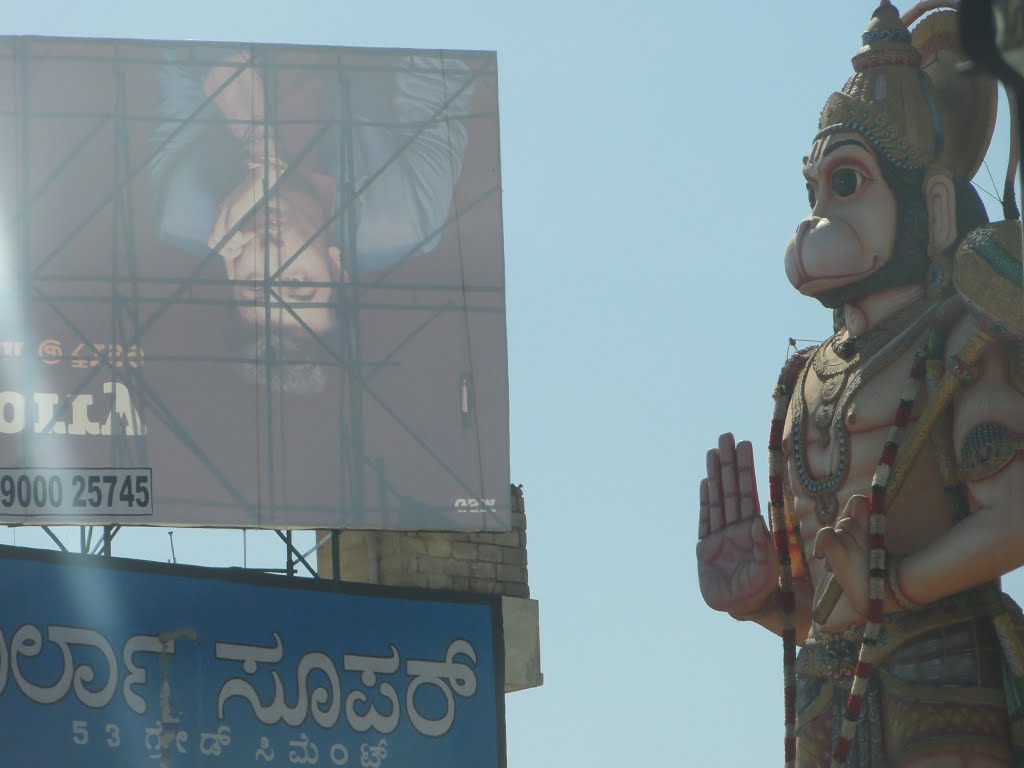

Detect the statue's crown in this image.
[817,1,942,170]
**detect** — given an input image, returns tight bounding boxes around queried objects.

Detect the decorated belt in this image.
[796,586,1001,682]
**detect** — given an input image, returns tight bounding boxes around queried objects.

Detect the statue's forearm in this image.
[899,461,1024,606]
[895,336,1024,608]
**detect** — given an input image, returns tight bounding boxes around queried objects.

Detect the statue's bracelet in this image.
[887,557,922,612]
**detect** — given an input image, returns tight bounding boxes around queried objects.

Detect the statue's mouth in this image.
[796,254,880,294]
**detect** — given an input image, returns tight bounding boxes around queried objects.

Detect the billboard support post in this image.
[285,529,294,576]
[331,528,341,581]
[40,525,68,552]
[274,528,317,577]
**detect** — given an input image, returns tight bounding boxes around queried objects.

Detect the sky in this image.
[3,1,1023,766]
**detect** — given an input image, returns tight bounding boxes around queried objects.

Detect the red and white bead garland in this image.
[767,348,812,768]
[768,349,927,768]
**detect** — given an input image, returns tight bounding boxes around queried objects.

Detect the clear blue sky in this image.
[4,2,1022,765]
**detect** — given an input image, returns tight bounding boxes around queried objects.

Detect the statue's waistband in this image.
[797,586,1001,682]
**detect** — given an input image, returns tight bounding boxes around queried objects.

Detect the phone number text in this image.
[0,469,153,516]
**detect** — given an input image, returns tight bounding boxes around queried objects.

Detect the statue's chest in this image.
[800,352,916,437]
[782,341,923,514]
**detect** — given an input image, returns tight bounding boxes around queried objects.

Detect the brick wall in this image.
[317,484,529,598]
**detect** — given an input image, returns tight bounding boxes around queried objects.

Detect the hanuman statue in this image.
[696,2,1024,766]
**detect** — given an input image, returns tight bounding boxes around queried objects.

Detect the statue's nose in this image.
[795,217,821,238]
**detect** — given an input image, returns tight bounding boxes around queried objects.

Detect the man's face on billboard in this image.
[219,183,341,335]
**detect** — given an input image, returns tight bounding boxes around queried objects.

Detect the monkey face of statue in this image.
[784,132,900,299]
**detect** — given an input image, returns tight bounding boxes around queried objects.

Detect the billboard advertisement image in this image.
[0,37,508,530]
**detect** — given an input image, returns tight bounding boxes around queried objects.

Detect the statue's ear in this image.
[925,173,957,254]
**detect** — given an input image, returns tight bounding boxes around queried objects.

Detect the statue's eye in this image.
[831,168,863,197]
[807,184,816,209]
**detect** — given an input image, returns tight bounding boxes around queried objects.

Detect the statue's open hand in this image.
[697,433,779,616]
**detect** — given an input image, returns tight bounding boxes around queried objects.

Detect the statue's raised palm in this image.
[697,434,779,615]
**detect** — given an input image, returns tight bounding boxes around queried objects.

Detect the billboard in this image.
[0,37,509,530]
[0,545,506,767]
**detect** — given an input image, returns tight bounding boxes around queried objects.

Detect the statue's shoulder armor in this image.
[953,221,1024,338]
[949,221,1024,483]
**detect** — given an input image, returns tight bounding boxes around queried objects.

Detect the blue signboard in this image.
[0,546,506,767]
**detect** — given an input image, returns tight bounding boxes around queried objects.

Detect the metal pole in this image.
[331,529,341,581]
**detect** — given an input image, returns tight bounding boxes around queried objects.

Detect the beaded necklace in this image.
[790,300,936,525]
